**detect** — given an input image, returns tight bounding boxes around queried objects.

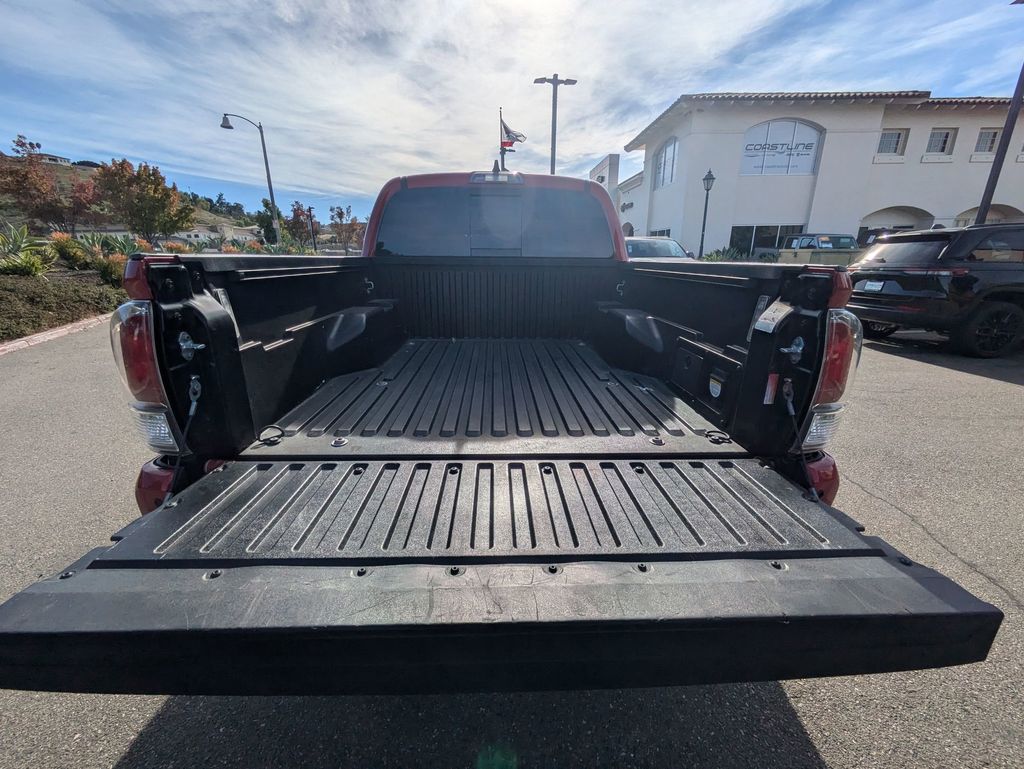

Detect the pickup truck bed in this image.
[0,174,1002,695]
[245,338,740,457]
[0,336,996,695]
[99,339,868,566]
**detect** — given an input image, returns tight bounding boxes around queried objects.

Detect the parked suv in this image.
[848,224,1024,357]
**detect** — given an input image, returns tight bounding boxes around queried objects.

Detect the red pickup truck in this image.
[0,171,1001,694]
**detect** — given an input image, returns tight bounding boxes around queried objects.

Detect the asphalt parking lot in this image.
[0,325,1021,769]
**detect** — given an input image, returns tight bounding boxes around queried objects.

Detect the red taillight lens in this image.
[812,309,863,406]
[110,301,182,454]
[110,301,167,404]
[802,309,863,451]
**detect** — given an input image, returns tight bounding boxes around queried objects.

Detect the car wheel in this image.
[862,322,899,339]
[953,301,1024,358]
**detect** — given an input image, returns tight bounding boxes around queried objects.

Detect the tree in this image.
[0,135,65,229]
[66,178,105,235]
[94,159,195,243]
[285,200,317,246]
[329,204,366,251]
[252,198,282,243]
[0,135,110,234]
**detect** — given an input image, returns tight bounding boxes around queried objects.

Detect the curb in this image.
[0,313,112,357]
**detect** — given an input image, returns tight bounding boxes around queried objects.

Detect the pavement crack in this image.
[841,472,1023,613]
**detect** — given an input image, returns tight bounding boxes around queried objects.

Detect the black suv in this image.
[848,224,1024,357]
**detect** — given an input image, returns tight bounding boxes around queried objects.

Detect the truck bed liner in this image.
[95,458,873,567]
[243,339,741,458]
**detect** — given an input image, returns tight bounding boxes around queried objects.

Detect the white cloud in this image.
[1,0,1022,209]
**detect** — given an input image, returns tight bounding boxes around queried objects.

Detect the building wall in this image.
[615,97,1024,254]
[863,106,1024,227]
[589,154,619,199]
[617,172,646,236]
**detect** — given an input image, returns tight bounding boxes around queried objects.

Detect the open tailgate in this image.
[0,458,1001,694]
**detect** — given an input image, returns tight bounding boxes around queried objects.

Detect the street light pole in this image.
[306,205,318,253]
[534,74,577,174]
[221,113,281,243]
[698,169,716,259]
[975,56,1024,224]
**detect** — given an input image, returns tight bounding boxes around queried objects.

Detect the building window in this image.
[877,129,908,155]
[729,224,804,256]
[975,129,1000,153]
[652,139,676,189]
[741,120,821,176]
[649,228,671,237]
[926,128,957,154]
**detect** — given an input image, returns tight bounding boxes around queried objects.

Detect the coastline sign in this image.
[741,119,821,175]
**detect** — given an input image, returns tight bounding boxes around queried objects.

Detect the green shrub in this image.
[0,250,56,276]
[0,223,53,276]
[1,222,43,257]
[77,232,107,254]
[93,252,128,287]
[161,241,188,254]
[702,247,749,262]
[102,234,142,256]
[49,232,93,270]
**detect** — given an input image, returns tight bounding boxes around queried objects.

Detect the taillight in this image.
[801,308,863,451]
[110,301,182,454]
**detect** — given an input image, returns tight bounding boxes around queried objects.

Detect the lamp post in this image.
[533,74,577,174]
[975,55,1024,224]
[698,169,716,259]
[306,205,318,253]
[220,113,281,243]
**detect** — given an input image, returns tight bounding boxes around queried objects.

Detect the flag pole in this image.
[499,107,508,171]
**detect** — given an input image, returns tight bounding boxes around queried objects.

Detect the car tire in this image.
[862,322,899,340]
[953,301,1024,358]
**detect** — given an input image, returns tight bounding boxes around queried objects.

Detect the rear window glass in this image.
[857,238,950,266]
[825,236,858,249]
[374,186,615,258]
[626,239,687,257]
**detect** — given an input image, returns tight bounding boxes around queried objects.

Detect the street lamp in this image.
[698,168,716,259]
[533,74,577,174]
[220,113,281,244]
[306,205,318,253]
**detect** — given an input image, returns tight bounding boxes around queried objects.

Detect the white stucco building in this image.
[591,91,1024,255]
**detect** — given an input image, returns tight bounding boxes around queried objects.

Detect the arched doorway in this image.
[954,204,1024,227]
[622,222,635,237]
[858,206,934,243]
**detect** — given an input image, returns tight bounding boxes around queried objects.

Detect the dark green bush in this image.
[0,274,126,342]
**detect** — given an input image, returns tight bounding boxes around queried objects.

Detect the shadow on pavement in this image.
[865,332,1024,387]
[114,683,826,769]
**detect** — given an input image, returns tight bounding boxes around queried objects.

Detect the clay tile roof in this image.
[624,90,933,151]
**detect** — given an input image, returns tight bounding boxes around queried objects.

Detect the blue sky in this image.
[2,0,1022,219]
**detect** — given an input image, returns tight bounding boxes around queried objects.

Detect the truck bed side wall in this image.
[151,255,827,462]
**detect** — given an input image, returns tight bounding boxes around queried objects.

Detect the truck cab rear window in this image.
[374,186,615,258]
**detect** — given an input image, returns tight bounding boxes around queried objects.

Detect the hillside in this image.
[193,208,243,227]
[0,154,244,232]
[0,157,96,228]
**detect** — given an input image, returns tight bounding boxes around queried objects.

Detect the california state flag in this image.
[501,118,526,148]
